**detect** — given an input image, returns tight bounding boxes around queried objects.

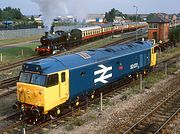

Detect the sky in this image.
[0,0,180,16]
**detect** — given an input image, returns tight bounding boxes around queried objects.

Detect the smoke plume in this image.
[32,0,90,30]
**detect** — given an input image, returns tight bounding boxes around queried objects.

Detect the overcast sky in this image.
[0,0,180,15]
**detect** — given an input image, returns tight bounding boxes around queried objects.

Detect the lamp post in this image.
[133,5,138,41]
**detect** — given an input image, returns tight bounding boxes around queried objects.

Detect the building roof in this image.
[147,15,170,23]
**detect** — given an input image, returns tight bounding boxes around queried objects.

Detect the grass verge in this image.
[0,43,39,65]
[0,36,41,46]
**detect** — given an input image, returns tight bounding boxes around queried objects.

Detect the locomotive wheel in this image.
[56,108,61,115]
[75,101,80,106]
[75,96,80,107]
[144,70,147,75]
[91,94,95,99]
[89,91,95,100]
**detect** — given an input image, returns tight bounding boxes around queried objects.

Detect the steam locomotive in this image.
[36,22,148,55]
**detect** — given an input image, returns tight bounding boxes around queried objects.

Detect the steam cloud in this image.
[32,0,89,30]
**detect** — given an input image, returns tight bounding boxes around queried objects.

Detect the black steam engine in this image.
[36,30,69,55]
[36,22,148,55]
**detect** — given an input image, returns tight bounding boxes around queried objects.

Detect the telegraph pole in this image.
[133,5,138,41]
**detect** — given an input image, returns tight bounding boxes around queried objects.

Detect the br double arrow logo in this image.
[94,64,112,84]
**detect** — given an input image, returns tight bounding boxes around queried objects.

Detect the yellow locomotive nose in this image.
[17,82,44,107]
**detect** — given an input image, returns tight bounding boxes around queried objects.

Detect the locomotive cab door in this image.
[59,70,69,102]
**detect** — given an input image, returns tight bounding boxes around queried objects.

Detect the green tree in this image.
[169,25,180,43]
[31,15,35,21]
[104,8,126,22]
[147,13,155,21]
[1,7,25,20]
[0,8,2,21]
[129,15,142,21]
[13,8,23,20]
[1,10,12,20]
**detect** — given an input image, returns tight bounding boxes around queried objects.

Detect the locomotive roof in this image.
[24,41,153,74]
[41,33,62,40]
[76,26,101,32]
[96,23,113,28]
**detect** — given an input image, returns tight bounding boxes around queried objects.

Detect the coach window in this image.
[47,74,58,87]
[61,72,66,83]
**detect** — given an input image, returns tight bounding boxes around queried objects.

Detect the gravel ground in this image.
[163,113,180,134]
[0,67,21,81]
[50,70,180,134]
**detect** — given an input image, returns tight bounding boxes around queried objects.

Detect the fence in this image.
[0,25,87,40]
[0,28,44,40]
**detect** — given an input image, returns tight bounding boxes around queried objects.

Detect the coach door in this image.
[59,70,69,102]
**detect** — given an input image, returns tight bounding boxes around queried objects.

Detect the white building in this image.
[86,14,105,23]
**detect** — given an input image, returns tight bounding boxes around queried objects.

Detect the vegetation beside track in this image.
[0,94,16,116]
[0,36,41,46]
[0,43,39,65]
[157,44,180,63]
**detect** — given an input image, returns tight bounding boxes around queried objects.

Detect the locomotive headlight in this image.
[18,88,23,93]
[36,46,39,49]
[39,91,43,95]
[34,91,38,96]
[48,46,50,49]
[27,90,31,94]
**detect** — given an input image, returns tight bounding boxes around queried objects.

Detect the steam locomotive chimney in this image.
[45,26,49,36]
[50,25,55,34]
[45,32,48,36]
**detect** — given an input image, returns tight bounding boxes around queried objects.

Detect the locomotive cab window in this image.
[61,72,66,83]
[47,74,58,87]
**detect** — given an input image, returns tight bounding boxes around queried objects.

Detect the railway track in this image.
[123,86,180,134]
[0,53,179,133]
[25,58,180,133]
[0,76,133,134]
[0,117,29,134]
[2,54,177,134]
[0,76,18,89]
[0,32,146,133]
[160,111,180,133]
[25,76,134,133]
[0,56,42,72]
[0,33,179,133]
[0,76,18,97]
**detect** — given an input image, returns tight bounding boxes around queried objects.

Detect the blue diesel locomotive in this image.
[14,41,156,122]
